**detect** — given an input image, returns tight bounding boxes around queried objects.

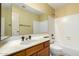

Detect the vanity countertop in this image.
[0,34,49,56]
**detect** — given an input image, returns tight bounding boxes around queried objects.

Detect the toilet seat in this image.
[50,44,63,50]
[50,44,64,56]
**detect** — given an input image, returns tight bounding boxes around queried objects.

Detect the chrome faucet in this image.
[21,35,31,41]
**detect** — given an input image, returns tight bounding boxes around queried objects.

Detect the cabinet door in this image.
[44,41,49,47]
[26,43,44,56]
[14,50,26,56]
[37,47,50,56]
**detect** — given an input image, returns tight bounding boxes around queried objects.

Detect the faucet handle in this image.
[21,36,25,41]
[29,35,31,40]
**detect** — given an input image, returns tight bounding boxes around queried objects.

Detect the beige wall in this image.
[12,5,40,35]
[1,6,12,36]
[55,4,79,18]
[39,14,48,21]
[26,3,55,17]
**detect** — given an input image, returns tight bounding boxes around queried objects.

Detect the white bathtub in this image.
[58,42,79,56]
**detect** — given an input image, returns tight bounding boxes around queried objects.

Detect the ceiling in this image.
[2,3,71,14]
[48,3,70,9]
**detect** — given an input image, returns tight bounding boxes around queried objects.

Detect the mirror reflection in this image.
[12,4,49,35]
[1,3,54,41]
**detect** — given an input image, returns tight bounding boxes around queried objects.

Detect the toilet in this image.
[50,44,64,56]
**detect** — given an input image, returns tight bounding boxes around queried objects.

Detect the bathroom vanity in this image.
[0,34,50,56]
[9,40,50,56]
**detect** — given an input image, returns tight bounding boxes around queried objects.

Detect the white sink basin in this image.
[20,36,43,44]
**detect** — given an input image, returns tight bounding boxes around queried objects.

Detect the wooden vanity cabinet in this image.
[10,40,50,56]
[44,40,49,47]
[37,41,50,56]
[37,47,50,56]
[26,43,44,56]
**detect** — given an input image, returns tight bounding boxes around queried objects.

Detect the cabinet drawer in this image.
[44,41,49,47]
[26,43,44,56]
[37,47,50,56]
